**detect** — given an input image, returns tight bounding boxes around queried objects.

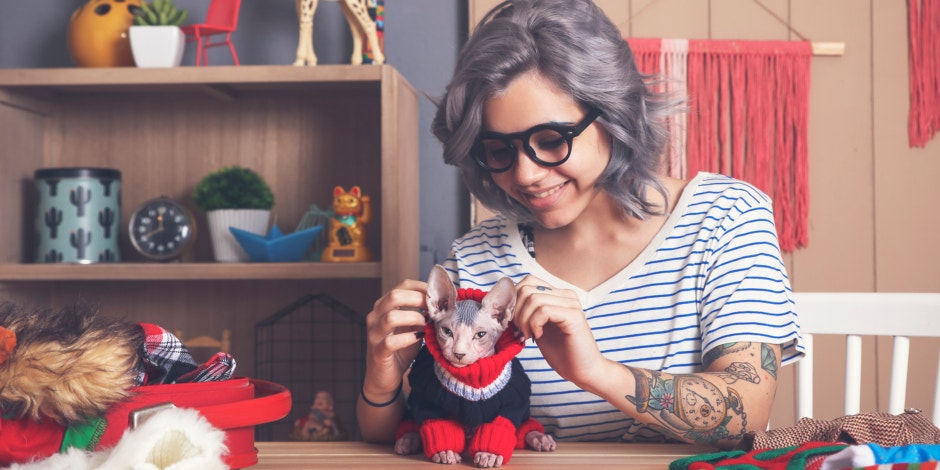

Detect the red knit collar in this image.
[423,322,523,389]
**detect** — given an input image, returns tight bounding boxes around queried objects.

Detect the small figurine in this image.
[293,0,385,66]
[394,266,556,467]
[321,186,373,262]
[289,390,347,441]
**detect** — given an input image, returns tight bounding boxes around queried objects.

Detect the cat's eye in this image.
[475,331,486,339]
[441,327,453,337]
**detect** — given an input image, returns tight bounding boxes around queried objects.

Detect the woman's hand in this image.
[359,279,429,443]
[363,279,428,400]
[512,275,606,391]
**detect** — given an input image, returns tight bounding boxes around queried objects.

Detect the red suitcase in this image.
[99,378,291,469]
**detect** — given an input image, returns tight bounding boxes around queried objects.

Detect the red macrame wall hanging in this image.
[629,38,812,252]
[908,0,939,148]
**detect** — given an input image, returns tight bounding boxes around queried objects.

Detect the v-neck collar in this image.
[505,172,707,308]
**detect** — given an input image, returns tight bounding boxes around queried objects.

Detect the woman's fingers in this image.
[368,281,428,330]
[364,280,431,383]
[513,275,580,340]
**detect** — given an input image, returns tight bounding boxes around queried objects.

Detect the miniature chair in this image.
[794,292,940,425]
[181,0,242,66]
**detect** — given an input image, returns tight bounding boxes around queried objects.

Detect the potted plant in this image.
[129,0,188,68]
[193,166,275,262]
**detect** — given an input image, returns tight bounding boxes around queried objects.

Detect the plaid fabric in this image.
[174,352,236,383]
[738,412,940,452]
[135,323,235,385]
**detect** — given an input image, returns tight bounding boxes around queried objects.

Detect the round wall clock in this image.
[128,196,196,261]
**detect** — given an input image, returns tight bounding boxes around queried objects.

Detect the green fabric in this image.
[670,449,746,469]
[669,443,848,470]
[60,417,107,452]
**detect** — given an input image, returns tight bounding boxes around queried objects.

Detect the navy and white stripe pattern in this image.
[442,173,803,442]
[434,360,513,401]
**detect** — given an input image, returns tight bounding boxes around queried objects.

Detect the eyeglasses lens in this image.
[479,128,569,171]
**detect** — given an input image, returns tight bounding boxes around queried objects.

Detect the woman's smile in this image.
[518,181,569,209]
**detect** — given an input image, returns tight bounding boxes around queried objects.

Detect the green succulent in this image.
[193,166,276,212]
[134,0,188,26]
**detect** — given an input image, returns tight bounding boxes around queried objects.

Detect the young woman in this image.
[358,0,802,449]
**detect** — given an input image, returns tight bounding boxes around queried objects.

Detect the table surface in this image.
[254,441,716,469]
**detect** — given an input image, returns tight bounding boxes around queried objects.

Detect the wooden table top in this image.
[253,441,716,469]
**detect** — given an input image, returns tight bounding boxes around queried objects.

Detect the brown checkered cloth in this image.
[737,411,940,451]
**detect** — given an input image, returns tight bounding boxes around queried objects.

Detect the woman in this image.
[358,0,802,449]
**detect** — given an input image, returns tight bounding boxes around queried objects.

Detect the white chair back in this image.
[794,292,940,425]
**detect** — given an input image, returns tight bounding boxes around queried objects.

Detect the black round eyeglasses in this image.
[471,108,602,173]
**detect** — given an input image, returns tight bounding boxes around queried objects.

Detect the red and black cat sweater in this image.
[397,288,545,463]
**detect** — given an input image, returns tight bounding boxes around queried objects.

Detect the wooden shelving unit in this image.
[0,262,382,281]
[0,65,419,375]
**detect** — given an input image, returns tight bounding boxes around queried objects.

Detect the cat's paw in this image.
[473,451,504,468]
[394,431,421,455]
[430,450,462,464]
[525,431,556,452]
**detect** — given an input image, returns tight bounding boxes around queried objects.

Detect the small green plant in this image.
[134,0,188,26]
[193,166,275,212]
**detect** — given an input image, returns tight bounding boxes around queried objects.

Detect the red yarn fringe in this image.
[628,38,812,252]
[908,0,940,148]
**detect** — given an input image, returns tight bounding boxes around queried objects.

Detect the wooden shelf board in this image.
[0,262,381,281]
[0,65,392,96]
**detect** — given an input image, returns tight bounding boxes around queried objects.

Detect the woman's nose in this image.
[510,145,547,184]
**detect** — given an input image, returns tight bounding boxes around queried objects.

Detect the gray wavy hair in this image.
[431,0,679,221]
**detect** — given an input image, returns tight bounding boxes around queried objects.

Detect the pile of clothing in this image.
[0,302,235,468]
[672,410,940,469]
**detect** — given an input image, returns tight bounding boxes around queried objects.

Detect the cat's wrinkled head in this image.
[426,265,515,367]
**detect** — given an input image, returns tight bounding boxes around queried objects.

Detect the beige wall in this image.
[469,0,940,427]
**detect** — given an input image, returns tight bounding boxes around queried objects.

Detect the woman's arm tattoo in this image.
[704,342,779,380]
[761,343,778,379]
[624,366,747,445]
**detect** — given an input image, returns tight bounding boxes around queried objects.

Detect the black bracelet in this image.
[361,381,402,407]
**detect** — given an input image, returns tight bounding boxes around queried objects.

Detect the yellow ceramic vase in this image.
[67,0,143,67]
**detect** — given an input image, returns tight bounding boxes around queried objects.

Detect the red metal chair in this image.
[181,0,242,66]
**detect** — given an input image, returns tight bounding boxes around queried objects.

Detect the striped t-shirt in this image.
[441,172,804,442]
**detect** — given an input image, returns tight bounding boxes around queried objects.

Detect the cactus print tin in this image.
[34,168,121,263]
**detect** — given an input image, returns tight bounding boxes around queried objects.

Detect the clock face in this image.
[675,375,727,432]
[129,198,196,261]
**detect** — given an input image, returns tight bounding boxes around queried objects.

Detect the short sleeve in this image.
[697,188,804,366]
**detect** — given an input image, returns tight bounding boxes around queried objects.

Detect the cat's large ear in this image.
[482,276,516,329]
[333,186,345,196]
[426,265,456,323]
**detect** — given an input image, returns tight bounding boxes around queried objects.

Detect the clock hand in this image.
[141,226,164,239]
[141,214,165,239]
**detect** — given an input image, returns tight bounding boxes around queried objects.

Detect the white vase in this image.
[207,209,270,262]
[129,25,185,68]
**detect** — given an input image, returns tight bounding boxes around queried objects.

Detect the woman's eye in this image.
[485,144,514,163]
[533,132,567,150]
[475,331,486,339]
[490,148,514,159]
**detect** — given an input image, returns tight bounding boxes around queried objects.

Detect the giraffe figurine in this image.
[294,0,385,66]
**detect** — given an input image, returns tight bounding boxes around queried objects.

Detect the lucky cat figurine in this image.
[321,185,373,262]
[394,265,556,467]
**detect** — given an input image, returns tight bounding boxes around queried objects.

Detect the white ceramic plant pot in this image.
[129,25,185,68]
[207,209,270,262]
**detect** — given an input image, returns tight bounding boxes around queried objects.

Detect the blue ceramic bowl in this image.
[229,225,324,262]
